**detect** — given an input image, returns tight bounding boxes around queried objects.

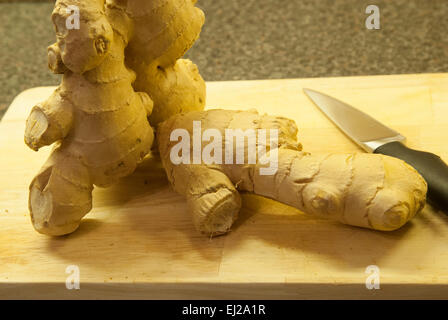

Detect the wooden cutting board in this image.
[1,73,448,299]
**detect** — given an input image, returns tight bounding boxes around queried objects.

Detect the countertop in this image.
[1,0,448,119]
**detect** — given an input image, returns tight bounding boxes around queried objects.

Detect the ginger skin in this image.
[157,110,428,236]
[122,0,206,126]
[24,0,427,237]
[25,0,155,235]
[25,0,205,235]
[24,0,206,236]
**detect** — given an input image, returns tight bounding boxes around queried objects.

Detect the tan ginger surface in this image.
[23,0,205,235]
[123,0,206,125]
[22,0,427,238]
[157,110,428,236]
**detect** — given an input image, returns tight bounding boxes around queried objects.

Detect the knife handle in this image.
[374,141,448,210]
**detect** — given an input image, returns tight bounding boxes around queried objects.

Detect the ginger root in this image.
[24,0,205,235]
[24,0,206,235]
[157,110,428,236]
[24,0,427,238]
[123,0,206,126]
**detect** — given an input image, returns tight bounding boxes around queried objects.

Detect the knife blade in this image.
[303,88,448,210]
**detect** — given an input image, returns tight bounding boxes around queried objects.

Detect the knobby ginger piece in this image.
[157,110,427,236]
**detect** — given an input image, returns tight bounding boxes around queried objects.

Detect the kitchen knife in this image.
[303,88,448,210]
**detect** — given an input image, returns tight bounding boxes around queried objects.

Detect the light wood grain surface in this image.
[1,74,448,299]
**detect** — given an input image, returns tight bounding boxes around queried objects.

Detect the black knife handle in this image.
[374,141,448,210]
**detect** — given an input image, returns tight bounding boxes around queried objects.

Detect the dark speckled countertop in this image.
[1,0,448,119]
